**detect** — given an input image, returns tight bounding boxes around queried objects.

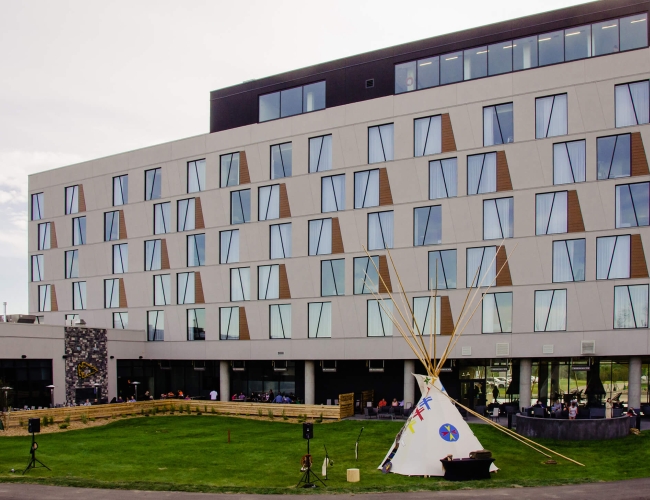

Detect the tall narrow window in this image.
[483,197,514,240]
[231,189,251,224]
[414,206,442,246]
[321,259,345,296]
[614,285,649,328]
[467,153,496,195]
[597,134,631,179]
[147,311,164,341]
[187,234,205,267]
[321,174,345,212]
[258,265,279,300]
[187,308,206,340]
[464,46,487,80]
[111,243,127,274]
[564,25,591,61]
[615,81,650,127]
[145,240,162,271]
[258,185,280,221]
[620,13,648,51]
[467,246,497,288]
[354,256,379,294]
[220,230,239,264]
[538,30,564,66]
[271,143,292,179]
[38,222,51,250]
[483,103,514,146]
[368,211,394,250]
[105,211,120,241]
[413,296,442,335]
[536,191,568,235]
[270,304,291,339]
[38,285,52,312]
[177,272,196,305]
[113,312,128,329]
[73,281,86,310]
[368,124,394,163]
[536,94,568,139]
[31,254,44,282]
[534,289,567,331]
[440,51,463,85]
[592,19,619,56]
[187,159,206,193]
[308,302,332,338]
[31,193,43,221]
[482,292,512,333]
[489,41,513,75]
[430,158,457,199]
[220,307,239,340]
[113,175,128,206]
[153,274,171,306]
[309,135,332,173]
[230,267,250,301]
[104,279,120,308]
[154,202,171,234]
[270,223,292,259]
[354,169,379,208]
[429,249,457,289]
[597,235,631,279]
[65,185,79,215]
[73,217,86,246]
[368,299,393,336]
[65,250,79,279]
[259,81,325,122]
[414,115,442,156]
[220,153,240,187]
[553,239,586,282]
[616,182,650,228]
[554,140,586,184]
[177,198,196,232]
[395,56,439,94]
[145,168,161,200]
[309,219,332,256]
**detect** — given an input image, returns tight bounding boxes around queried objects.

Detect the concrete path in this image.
[2,479,650,500]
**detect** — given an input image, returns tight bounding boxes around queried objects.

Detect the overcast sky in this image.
[0,0,592,315]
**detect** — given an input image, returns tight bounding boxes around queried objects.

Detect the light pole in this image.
[93,383,101,403]
[45,385,55,408]
[131,381,140,402]
[1,386,13,412]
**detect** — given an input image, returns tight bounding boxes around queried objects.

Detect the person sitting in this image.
[161,393,167,399]
[184,395,191,401]
[231,394,238,401]
[551,399,563,418]
[144,391,153,400]
[238,392,246,400]
[533,399,543,408]
[391,398,399,407]
[627,407,637,417]
[128,395,136,403]
[117,396,124,403]
[83,399,92,406]
[167,391,175,398]
[177,390,184,398]
[273,393,284,404]
[378,398,387,408]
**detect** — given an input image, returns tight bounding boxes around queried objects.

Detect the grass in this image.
[0,416,648,494]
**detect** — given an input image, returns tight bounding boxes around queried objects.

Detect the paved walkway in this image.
[2,479,650,500]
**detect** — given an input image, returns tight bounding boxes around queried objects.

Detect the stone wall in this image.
[64,327,108,404]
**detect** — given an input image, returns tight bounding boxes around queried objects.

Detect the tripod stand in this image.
[23,431,50,474]
[296,437,325,488]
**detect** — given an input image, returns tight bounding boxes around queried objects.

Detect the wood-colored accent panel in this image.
[119,210,128,239]
[50,221,57,249]
[379,168,393,206]
[495,246,513,287]
[195,197,205,229]
[331,217,344,254]
[496,151,513,191]
[440,296,454,336]
[279,184,292,218]
[239,151,251,184]
[631,234,649,278]
[631,132,650,176]
[78,185,86,212]
[160,239,170,270]
[118,278,128,308]
[195,272,205,303]
[378,255,393,293]
[279,264,291,299]
[441,113,457,153]
[567,190,585,233]
[239,307,250,340]
[50,284,58,312]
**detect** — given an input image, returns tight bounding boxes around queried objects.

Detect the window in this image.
[270,304,291,339]
[513,36,538,70]
[309,219,332,255]
[309,135,332,173]
[467,246,497,288]
[534,289,567,331]
[597,134,631,179]
[220,153,240,187]
[145,168,161,200]
[113,312,128,329]
[614,284,649,328]
[65,185,79,215]
[354,169,379,208]
[429,250,457,290]
[220,307,239,340]
[536,191,568,235]
[104,279,120,308]
[536,94,567,138]
[147,311,164,341]
[145,240,162,271]
[73,217,86,245]
[187,159,205,193]
[38,285,52,312]
[413,296,442,335]
[368,299,393,337]
[177,199,196,232]
[322,259,345,296]
[259,81,325,122]
[187,234,205,267]
[270,223,292,259]
[429,158,457,199]
[154,202,171,234]
[354,256,379,294]
[220,230,239,264]
[489,41,513,75]
[105,211,120,241]
[230,267,250,301]
[31,255,44,282]
[414,115,441,156]
[368,211,393,250]
[271,143,292,179]
[73,281,86,310]
[259,185,280,221]
[620,13,648,51]
[395,56,439,94]
[177,272,195,305]
[65,250,79,279]
[308,302,332,338]
[484,103,513,146]
[483,197,514,240]
[464,46,487,80]
[368,124,394,163]
[538,30,564,66]
[615,81,649,127]
[258,265,279,300]
[616,182,649,228]
[596,235,630,279]
[553,239,586,282]
[414,206,441,246]
[113,244,128,274]
[440,51,463,85]
[113,175,128,206]
[554,140,586,184]
[153,274,170,306]
[467,153,496,195]
[38,222,51,250]
[187,308,205,340]
[565,25,591,61]
[482,292,512,333]
[231,189,251,224]
[31,193,43,221]
[322,174,345,212]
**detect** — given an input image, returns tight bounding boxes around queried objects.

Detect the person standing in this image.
[209,389,218,401]
[606,398,613,419]
[568,400,578,420]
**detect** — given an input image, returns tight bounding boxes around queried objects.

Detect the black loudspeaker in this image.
[28,418,40,434]
[303,422,313,440]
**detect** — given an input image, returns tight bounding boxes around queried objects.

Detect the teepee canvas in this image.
[379,374,497,476]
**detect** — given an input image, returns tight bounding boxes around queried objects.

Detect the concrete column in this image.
[304,361,315,405]
[106,356,117,403]
[219,361,230,402]
[629,356,642,410]
[403,360,415,406]
[519,359,532,410]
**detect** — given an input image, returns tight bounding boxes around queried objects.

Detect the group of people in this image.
[536,398,638,420]
[378,398,402,407]
[230,390,299,404]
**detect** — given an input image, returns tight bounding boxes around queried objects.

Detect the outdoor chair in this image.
[475,405,486,417]
[363,407,377,419]
[378,406,393,420]
[490,407,500,422]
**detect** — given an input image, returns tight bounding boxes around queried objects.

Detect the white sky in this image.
[0,0,592,314]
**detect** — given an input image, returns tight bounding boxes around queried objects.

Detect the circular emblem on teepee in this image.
[439,423,459,442]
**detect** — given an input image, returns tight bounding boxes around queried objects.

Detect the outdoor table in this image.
[439,458,494,481]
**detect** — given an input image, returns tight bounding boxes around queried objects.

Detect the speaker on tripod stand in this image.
[297,422,325,488]
[23,418,50,474]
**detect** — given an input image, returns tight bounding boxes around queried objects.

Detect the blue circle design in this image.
[439,423,460,442]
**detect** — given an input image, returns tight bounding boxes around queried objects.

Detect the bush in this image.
[58,423,69,429]
[80,414,88,424]
[49,416,55,425]
[211,407,216,414]
[19,418,24,427]
[196,412,202,416]
[204,405,208,413]
[267,409,274,420]
[297,414,306,423]
[282,409,288,421]
[186,404,191,413]
[258,409,263,417]
[89,417,96,422]
[64,416,71,424]
[41,417,48,427]
[179,406,184,414]
[315,412,323,424]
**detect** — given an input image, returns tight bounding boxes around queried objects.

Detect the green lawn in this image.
[0,416,648,494]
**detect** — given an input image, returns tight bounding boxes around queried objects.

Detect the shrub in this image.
[64,416,71,424]
[41,417,48,427]
[282,409,288,421]
[315,413,323,423]
[257,409,263,417]
[49,416,55,425]
[153,407,158,415]
[179,406,184,414]
[211,407,216,414]
[196,412,202,416]
[58,423,69,429]
[267,409,274,420]
[89,417,96,422]
[19,418,24,427]
[204,405,208,413]
[80,414,88,424]
[186,404,191,413]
